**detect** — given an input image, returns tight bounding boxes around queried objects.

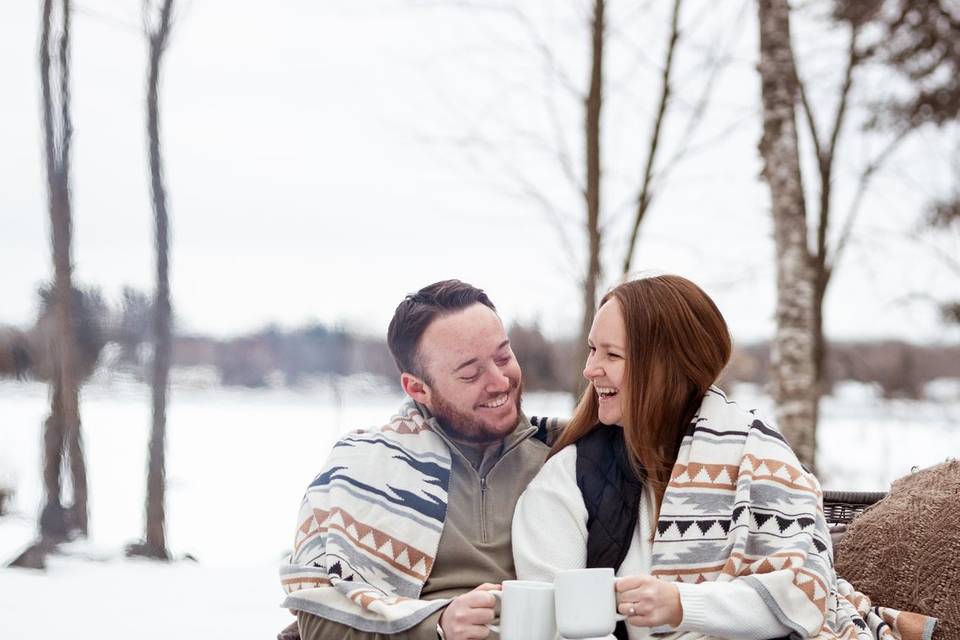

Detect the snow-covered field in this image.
[0,376,957,639]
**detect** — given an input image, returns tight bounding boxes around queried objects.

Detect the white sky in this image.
[0,0,957,343]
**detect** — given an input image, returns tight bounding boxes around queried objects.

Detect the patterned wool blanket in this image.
[280,402,453,633]
[651,387,937,640]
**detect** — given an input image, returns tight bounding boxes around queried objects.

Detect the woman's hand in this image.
[615,575,683,629]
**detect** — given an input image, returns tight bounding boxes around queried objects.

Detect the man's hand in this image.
[615,575,683,629]
[438,583,500,639]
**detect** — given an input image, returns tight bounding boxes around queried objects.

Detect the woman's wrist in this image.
[664,582,683,627]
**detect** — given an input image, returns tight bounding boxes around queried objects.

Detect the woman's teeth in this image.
[596,387,618,398]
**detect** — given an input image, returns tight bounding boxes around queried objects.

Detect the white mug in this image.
[486,580,557,640]
[553,568,625,639]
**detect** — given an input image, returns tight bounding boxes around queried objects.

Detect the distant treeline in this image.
[168,321,960,399]
[3,287,955,399]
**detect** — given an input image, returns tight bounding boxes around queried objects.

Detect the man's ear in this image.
[401,372,431,406]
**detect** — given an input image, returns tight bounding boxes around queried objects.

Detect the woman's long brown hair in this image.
[550,275,732,512]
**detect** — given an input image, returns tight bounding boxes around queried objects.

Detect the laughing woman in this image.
[512,275,934,640]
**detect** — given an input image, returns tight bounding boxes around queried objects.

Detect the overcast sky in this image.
[1,0,957,344]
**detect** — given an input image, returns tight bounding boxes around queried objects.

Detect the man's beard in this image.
[432,379,524,445]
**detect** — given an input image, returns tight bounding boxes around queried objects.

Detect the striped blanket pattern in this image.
[651,387,937,640]
[280,402,454,633]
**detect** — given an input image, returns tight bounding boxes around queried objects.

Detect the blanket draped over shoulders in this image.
[651,387,937,640]
[280,402,453,634]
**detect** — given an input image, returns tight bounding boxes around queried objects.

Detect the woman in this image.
[512,275,932,640]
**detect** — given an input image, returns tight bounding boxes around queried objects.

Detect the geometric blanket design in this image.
[650,387,937,640]
[280,401,454,634]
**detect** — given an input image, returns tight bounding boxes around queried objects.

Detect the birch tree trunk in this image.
[756,0,817,470]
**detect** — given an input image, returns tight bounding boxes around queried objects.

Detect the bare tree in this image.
[859,0,960,326]
[39,0,88,540]
[429,1,733,396]
[130,0,176,561]
[9,0,88,569]
[576,0,605,395]
[756,0,818,469]
[794,4,911,396]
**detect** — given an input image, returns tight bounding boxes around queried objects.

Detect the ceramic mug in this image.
[553,567,626,639]
[486,580,557,640]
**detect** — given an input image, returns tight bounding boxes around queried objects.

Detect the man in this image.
[280,280,556,640]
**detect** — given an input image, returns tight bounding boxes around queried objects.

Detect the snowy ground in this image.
[0,376,957,639]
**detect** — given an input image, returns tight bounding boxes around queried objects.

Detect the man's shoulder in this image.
[304,410,452,493]
[508,426,553,471]
[319,405,451,473]
[337,402,439,442]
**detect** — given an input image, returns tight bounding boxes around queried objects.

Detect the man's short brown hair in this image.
[387,279,496,380]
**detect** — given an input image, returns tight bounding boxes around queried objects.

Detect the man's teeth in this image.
[480,394,508,408]
[596,387,618,397]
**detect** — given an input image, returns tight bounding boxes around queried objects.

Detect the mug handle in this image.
[485,590,503,633]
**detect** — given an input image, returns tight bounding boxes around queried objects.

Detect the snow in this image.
[0,378,957,638]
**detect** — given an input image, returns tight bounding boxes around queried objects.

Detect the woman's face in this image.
[583,299,628,426]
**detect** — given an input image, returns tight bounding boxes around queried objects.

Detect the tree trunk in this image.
[39,0,86,539]
[756,0,818,470]
[142,0,175,560]
[575,0,604,397]
[40,383,67,540]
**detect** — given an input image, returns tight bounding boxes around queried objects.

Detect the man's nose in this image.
[485,367,510,392]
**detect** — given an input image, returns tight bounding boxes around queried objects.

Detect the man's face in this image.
[412,304,523,444]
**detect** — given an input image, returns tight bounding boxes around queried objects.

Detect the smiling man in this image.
[280,280,554,640]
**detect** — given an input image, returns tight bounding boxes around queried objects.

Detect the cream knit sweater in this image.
[512,445,793,640]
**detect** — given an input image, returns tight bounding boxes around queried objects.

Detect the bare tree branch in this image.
[426,0,583,99]
[813,25,860,278]
[72,2,141,34]
[658,0,750,176]
[829,129,911,275]
[796,73,823,162]
[825,29,859,165]
[621,0,682,276]
[542,77,585,197]
[419,128,582,262]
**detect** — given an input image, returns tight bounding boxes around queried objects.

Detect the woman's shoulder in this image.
[516,443,588,529]
[527,444,578,488]
[544,442,578,470]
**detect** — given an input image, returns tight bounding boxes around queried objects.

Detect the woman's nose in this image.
[583,357,602,381]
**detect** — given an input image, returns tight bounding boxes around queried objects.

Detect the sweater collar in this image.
[415,401,536,471]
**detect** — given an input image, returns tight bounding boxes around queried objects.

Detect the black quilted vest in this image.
[575,426,644,640]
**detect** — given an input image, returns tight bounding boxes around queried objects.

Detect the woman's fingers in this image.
[615,575,653,592]
[614,575,683,629]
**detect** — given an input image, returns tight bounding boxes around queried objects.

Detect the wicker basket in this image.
[822,490,887,525]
